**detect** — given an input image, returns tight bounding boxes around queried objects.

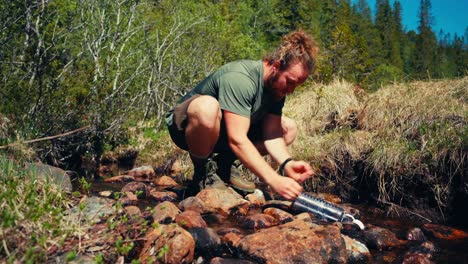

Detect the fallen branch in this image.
[0,126,90,149]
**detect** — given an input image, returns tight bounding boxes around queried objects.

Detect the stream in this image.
[88,178,468,264]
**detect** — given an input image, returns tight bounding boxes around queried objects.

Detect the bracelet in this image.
[279,158,293,176]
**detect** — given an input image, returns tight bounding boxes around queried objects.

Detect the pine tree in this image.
[415,0,438,78]
[391,1,403,69]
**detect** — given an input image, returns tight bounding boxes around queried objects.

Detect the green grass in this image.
[0,155,79,263]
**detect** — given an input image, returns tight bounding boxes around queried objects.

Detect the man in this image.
[166,30,318,200]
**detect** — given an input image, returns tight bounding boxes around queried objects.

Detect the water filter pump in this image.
[291,193,365,230]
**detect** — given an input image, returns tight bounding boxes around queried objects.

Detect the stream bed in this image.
[88,179,468,264]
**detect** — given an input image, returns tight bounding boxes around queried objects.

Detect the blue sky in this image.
[353,0,467,38]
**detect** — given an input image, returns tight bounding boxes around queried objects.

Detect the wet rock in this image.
[294,212,315,222]
[196,187,249,216]
[221,232,243,248]
[242,213,278,230]
[179,196,213,214]
[139,224,195,264]
[154,175,179,187]
[210,257,255,264]
[152,201,181,224]
[202,212,228,225]
[237,217,347,264]
[245,189,266,207]
[342,234,371,263]
[402,253,435,264]
[188,227,223,258]
[103,175,135,183]
[25,162,73,192]
[121,182,148,198]
[263,207,294,224]
[217,228,242,236]
[406,241,437,257]
[421,223,468,240]
[363,226,404,250]
[118,191,138,206]
[341,204,361,219]
[262,200,292,211]
[316,192,342,204]
[68,196,114,224]
[407,227,426,241]
[148,190,178,202]
[126,165,156,181]
[176,210,208,228]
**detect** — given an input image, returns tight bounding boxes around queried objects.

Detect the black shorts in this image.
[167,95,262,154]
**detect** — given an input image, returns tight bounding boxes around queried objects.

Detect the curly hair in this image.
[263,29,319,73]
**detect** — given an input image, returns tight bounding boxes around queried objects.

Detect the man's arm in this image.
[262,114,314,184]
[223,110,303,200]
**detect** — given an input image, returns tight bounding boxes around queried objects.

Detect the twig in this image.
[0,126,90,149]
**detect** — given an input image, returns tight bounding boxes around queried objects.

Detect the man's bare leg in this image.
[184,95,222,193]
[254,116,298,155]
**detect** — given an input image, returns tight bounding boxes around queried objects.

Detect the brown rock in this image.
[242,213,279,230]
[245,191,266,207]
[103,175,135,183]
[124,206,141,218]
[179,196,213,214]
[119,191,138,206]
[126,165,156,181]
[363,226,404,250]
[263,207,294,224]
[149,190,178,202]
[422,223,468,240]
[154,175,179,187]
[176,210,207,229]
[121,182,148,198]
[222,232,243,248]
[196,187,249,216]
[139,224,195,264]
[217,228,242,236]
[237,218,347,264]
[152,201,181,224]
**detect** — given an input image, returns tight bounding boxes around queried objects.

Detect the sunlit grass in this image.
[0,155,83,262]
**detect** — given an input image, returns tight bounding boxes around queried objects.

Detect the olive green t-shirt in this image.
[166,60,285,127]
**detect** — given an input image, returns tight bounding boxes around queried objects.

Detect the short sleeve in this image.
[217,72,256,118]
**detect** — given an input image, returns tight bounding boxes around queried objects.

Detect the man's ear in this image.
[272,60,281,72]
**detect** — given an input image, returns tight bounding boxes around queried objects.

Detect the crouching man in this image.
[166,30,318,200]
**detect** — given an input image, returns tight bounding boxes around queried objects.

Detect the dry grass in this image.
[284,77,467,221]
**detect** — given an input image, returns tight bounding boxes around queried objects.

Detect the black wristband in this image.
[279,158,293,176]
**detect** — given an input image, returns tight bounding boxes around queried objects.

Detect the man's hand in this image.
[284,160,314,184]
[269,175,303,200]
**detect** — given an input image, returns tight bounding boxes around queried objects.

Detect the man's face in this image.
[267,62,309,101]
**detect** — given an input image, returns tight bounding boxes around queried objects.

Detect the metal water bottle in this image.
[291,193,365,230]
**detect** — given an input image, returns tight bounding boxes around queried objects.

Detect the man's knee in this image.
[187,96,221,128]
[282,117,297,145]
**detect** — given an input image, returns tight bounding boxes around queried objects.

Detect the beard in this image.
[265,71,283,101]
